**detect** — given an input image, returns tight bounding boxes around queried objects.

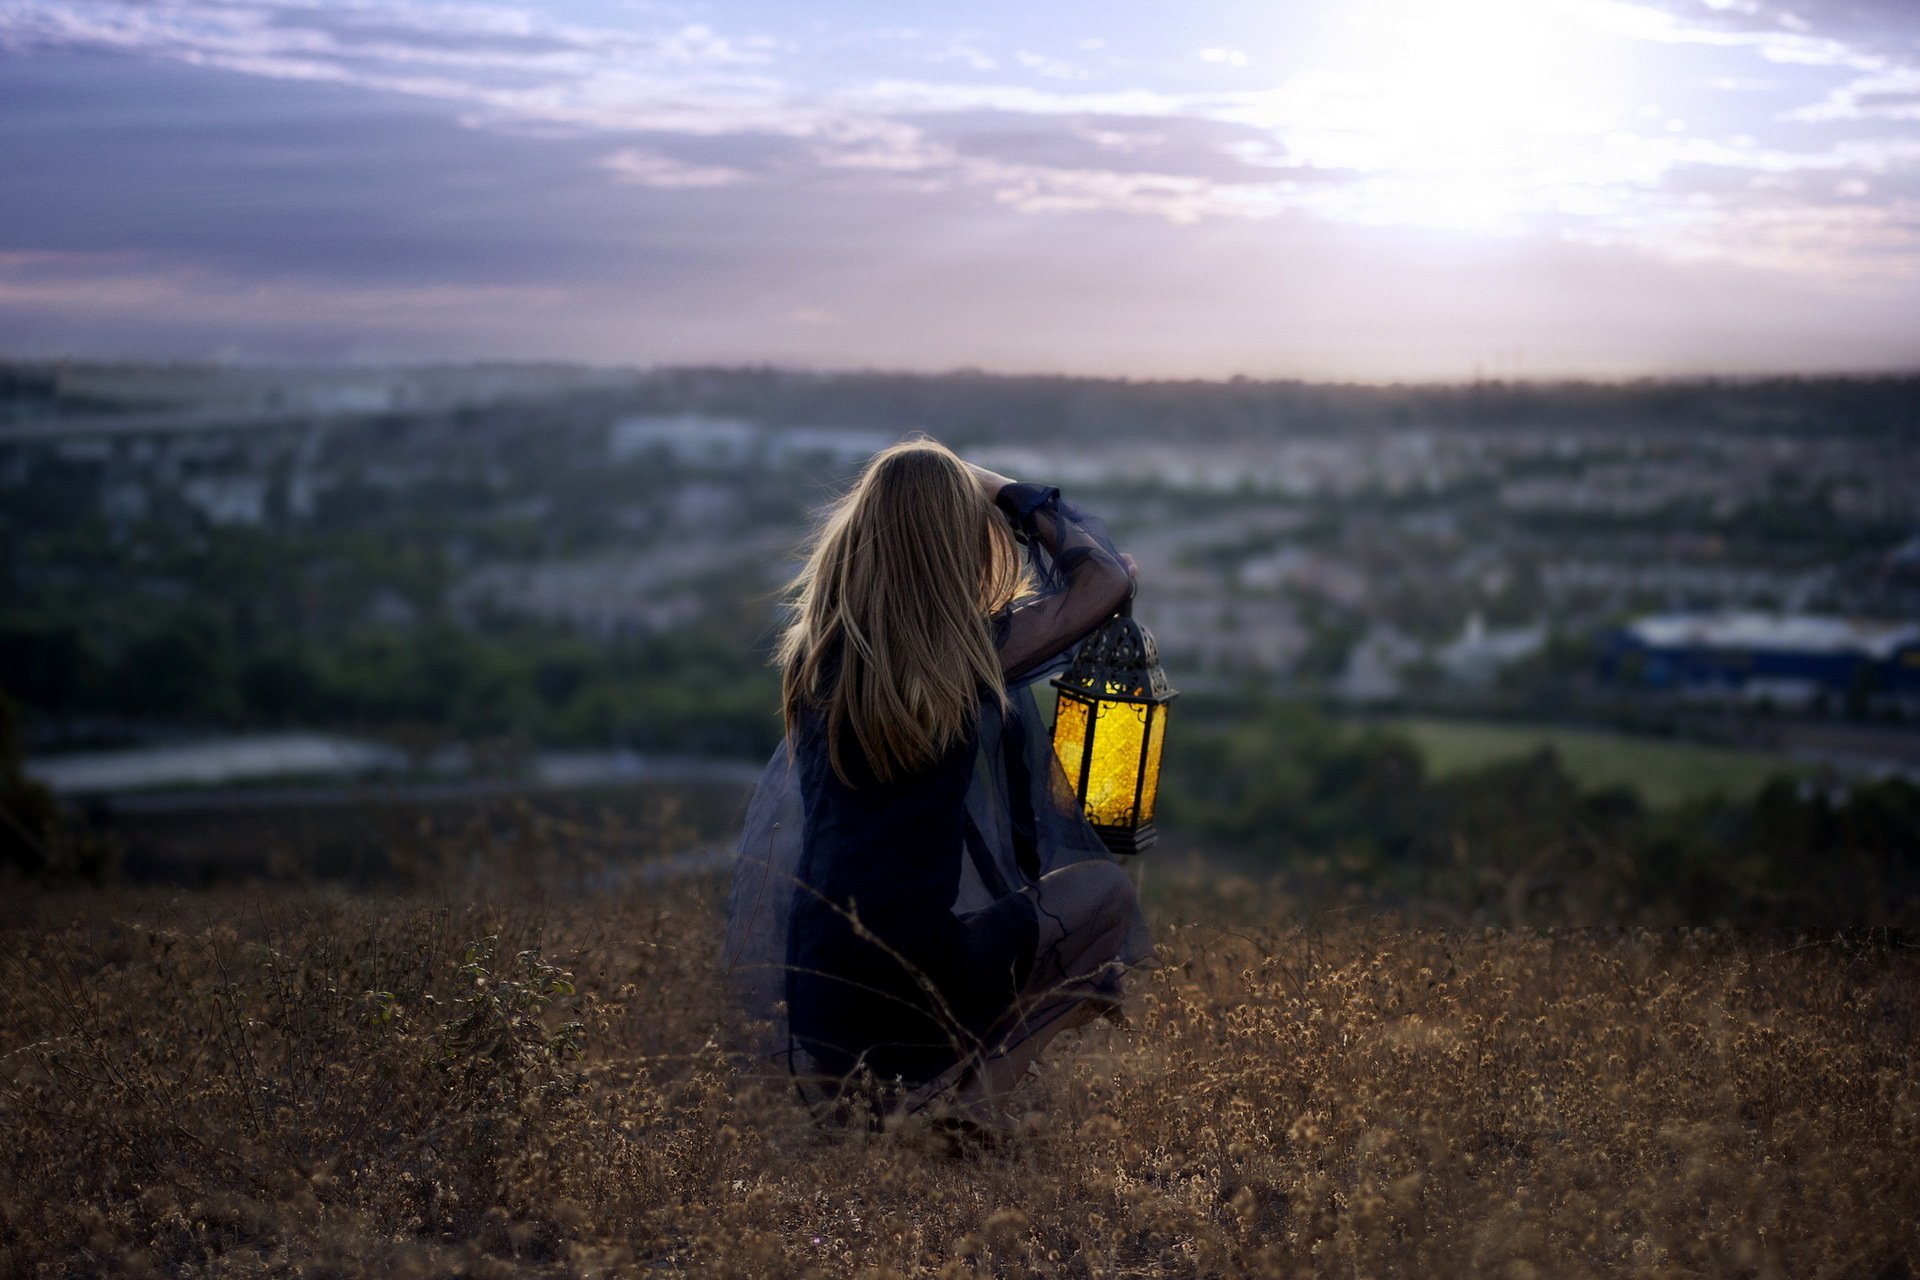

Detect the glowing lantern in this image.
[1049,584,1177,856]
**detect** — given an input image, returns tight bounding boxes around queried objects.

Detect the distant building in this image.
[1887,533,1920,578]
[1336,626,1425,703]
[180,474,270,526]
[1144,594,1307,675]
[608,416,898,470]
[765,427,895,467]
[1597,612,1920,707]
[607,415,762,466]
[1437,612,1547,688]
[293,384,398,414]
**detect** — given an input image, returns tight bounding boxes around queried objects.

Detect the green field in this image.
[1377,717,1803,810]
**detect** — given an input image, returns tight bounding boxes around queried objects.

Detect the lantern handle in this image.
[1117,575,1137,618]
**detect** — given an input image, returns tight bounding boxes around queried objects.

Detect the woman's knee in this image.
[1040,858,1115,904]
[1042,859,1136,933]
[1080,858,1135,908]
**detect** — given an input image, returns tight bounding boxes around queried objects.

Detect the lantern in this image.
[1049,583,1177,856]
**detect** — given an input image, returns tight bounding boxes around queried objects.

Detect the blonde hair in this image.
[776,436,1027,787]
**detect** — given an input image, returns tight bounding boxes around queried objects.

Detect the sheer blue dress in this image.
[722,481,1156,1106]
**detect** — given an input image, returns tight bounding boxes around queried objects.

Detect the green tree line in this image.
[1162,697,1920,927]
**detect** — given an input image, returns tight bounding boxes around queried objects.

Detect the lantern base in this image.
[1091,821,1157,858]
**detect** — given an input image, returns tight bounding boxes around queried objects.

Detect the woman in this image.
[723,436,1154,1136]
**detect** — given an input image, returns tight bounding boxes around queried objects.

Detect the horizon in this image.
[9,353,1920,392]
[4,1,1920,378]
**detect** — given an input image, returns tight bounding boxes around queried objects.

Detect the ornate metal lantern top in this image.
[1051,583,1177,705]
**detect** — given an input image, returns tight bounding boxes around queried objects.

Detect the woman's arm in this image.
[982,474,1135,681]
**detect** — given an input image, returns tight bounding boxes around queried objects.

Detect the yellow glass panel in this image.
[1084,700,1149,827]
[1138,704,1166,824]
[1051,693,1091,794]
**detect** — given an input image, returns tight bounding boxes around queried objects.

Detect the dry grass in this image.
[1,870,1915,1279]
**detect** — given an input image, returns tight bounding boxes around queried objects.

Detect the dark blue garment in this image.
[724,480,1156,1098]
[785,661,1041,1084]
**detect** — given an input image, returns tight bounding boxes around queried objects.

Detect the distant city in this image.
[4,360,1918,793]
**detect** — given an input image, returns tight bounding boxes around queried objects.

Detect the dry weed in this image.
[0,875,1914,1278]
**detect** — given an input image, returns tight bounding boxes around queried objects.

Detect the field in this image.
[1378,717,1802,811]
[2,868,1915,1279]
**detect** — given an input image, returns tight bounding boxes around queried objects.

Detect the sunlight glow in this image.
[1247,0,1646,234]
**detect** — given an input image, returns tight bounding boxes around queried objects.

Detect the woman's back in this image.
[789,646,977,923]
[784,641,1035,1082]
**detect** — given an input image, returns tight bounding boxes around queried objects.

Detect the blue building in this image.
[1597,612,1920,706]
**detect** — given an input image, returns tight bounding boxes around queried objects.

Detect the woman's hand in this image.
[1119,552,1138,580]
[965,460,1016,499]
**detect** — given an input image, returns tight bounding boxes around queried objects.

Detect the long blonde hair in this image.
[776,436,1027,787]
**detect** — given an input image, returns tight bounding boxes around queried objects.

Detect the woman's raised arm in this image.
[989,479,1134,682]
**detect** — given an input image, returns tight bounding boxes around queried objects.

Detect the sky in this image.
[2,0,1919,380]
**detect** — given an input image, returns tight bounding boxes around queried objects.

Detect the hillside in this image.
[2,871,1913,1278]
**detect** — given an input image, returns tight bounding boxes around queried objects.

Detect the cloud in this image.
[1014,50,1086,81]
[0,2,790,138]
[1633,0,1920,60]
[0,248,576,362]
[11,167,1917,377]
[928,39,997,71]
[1,0,1918,374]
[1579,0,1889,67]
[0,1,1278,231]
[917,111,1311,186]
[1788,65,1920,121]
[601,148,752,188]
[5,0,1911,267]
